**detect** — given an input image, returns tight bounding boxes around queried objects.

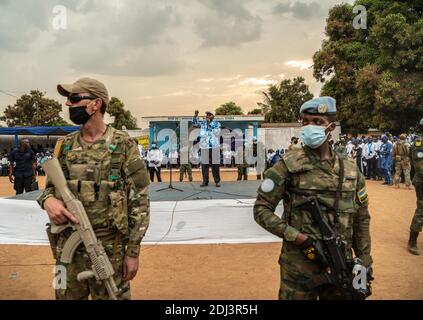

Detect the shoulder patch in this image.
[356,186,368,205]
[260,179,275,193]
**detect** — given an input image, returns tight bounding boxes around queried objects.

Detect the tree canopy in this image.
[215,101,244,115]
[0,90,70,127]
[313,0,423,134]
[108,97,138,130]
[258,77,313,123]
[247,108,263,115]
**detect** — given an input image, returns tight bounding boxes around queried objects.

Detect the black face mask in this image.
[69,106,93,125]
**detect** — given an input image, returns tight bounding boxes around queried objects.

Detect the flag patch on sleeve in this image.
[356,187,368,204]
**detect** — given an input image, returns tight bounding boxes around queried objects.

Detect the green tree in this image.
[0,90,70,127]
[108,97,138,130]
[313,0,423,133]
[259,77,313,123]
[215,101,244,115]
[248,108,263,115]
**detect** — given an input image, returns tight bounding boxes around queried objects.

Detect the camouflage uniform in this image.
[179,163,193,182]
[37,125,150,299]
[393,138,411,187]
[246,141,266,180]
[408,138,423,254]
[236,146,248,181]
[254,147,372,299]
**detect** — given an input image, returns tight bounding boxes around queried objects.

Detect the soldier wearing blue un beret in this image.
[299,96,337,115]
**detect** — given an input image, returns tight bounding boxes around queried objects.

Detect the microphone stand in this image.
[156,159,183,192]
[157,123,184,192]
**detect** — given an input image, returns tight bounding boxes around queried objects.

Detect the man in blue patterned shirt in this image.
[193,110,221,187]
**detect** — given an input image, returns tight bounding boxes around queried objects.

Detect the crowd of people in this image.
[0,143,54,177]
[334,133,417,188]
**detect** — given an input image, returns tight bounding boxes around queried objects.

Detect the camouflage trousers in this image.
[237,165,248,180]
[278,246,346,300]
[54,241,131,300]
[179,164,193,182]
[410,183,423,233]
[394,160,411,186]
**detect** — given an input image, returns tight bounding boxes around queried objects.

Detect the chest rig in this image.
[56,127,129,234]
[411,142,423,179]
[282,149,358,256]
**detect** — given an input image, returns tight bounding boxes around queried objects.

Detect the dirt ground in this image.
[0,174,422,300]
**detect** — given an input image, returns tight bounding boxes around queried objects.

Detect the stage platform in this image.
[0,181,282,246]
[6,181,263,202]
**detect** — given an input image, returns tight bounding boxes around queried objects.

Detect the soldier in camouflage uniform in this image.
[179,144,193,182]
[408,119,423,255]
[245,138,266,180]
[236,143,248,181]
[179,163,193,182]
[334,138,347,156]
[37,78,150,300]
[254,96,372,300]
[393,134,412,189]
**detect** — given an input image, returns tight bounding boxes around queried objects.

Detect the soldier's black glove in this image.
[300,238,329,267]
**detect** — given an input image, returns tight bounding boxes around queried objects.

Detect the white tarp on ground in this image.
[0,198,282,245]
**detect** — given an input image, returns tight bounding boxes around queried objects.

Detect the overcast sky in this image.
[0,0,354,128]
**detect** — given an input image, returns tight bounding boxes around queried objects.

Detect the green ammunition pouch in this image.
[395,155,402,161]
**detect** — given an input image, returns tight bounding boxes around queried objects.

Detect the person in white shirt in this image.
[189,145,200,169]
[364,138,377,180]
[169,149,179,169]
[146,143,163,182]
[222,146,233,168]
[373,137,383,180]
[1,154,9,176]
[346,140,354,157]
[137,144,144,158]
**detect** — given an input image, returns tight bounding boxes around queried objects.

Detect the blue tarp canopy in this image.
[0,126,80,136]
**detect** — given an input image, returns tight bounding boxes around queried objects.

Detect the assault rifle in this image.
[42,158,119,300]
[295,196,372,300]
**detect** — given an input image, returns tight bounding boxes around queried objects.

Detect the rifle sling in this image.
[333,155,344,224]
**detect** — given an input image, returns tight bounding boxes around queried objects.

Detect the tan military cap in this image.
[57,77,109,105]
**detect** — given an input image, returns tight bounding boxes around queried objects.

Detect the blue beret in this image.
[300,96,336,115]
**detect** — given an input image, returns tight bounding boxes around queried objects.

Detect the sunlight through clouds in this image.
[284,60,313,70]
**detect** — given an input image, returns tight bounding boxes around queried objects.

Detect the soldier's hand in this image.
[44,197,79,225]
[122,255,139,281]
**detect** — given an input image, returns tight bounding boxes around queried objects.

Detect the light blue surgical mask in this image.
[300,124,331,149]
